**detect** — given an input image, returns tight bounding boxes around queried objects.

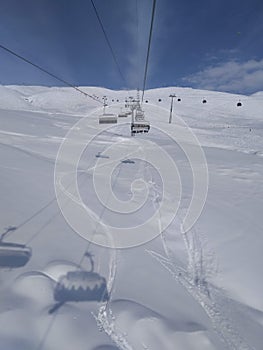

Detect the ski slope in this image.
[0,85,263,350]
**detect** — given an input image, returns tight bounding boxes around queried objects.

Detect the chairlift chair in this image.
[131,122,150,133]
[118,113,128,118]
[0,242,32,268]
[99,113,117,124]
[131,108,150,134]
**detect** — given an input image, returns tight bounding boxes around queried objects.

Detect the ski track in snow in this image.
[144,162,255,349]
[148,221,255,350]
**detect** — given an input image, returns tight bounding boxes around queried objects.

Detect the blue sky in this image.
[0,0,262,94]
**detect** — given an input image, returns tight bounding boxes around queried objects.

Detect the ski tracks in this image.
[149,182,254,349]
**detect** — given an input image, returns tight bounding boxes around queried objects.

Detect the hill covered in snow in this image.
[0,85,263,350]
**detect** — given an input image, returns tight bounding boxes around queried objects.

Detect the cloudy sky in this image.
[0,0,262,94]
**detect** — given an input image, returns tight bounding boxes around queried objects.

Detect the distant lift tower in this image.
[169,94,176,123]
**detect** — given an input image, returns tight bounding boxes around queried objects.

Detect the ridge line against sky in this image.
[0,0,262,94]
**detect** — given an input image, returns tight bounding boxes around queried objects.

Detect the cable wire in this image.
[0,43,102,104]
[90,0,128,87]
[141,0,157,102]
[135,0,140,91]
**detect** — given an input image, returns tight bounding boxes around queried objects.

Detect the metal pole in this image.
[102,96,107,114]
[169,94,176,123]
[131,104,135,137]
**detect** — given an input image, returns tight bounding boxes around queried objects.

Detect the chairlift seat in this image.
[0,242,32,268]
[99,114,117,124]
[118,113,128,118]
[131,122,150,134]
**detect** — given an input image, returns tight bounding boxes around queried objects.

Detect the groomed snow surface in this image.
[0,85,263,350]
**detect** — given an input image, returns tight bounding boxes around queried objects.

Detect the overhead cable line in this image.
[0,43,102,104]
[141,0,157,102]
[90,0,128,88]
[135,0,140,91]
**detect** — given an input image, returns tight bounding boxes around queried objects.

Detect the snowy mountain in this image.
[0,85,263,350]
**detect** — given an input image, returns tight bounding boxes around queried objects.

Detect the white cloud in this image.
[182,59,263,94]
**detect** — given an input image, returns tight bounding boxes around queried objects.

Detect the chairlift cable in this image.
[141,0,156,103]
[0,43,102,104]
[6,198,57,236]
[135,0,140,91]
[90,0,128,88]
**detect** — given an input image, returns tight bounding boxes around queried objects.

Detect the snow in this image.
[0,84,263,349]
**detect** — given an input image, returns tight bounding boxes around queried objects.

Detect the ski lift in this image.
[237,101,242,107]
[0,226,32,268]
[131,107,150,134]
[99,113,117,124]
[202,99,207,104]
[53,252,109,306]
[118,113,128,118]
[118,107,131,118]
[0,242,32,268]
[131,121,150,134]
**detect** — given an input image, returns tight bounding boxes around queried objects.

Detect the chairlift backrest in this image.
[99,114,117,124]
[0,242,32,268]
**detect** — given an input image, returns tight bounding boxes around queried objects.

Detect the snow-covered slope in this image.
[0,85,262,350]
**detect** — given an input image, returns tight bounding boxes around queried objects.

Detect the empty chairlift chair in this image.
[118,107,130,118]
[0,227,32,268]
[118,113,128,118]
[99,113,117,124]
[0,241,32,268]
